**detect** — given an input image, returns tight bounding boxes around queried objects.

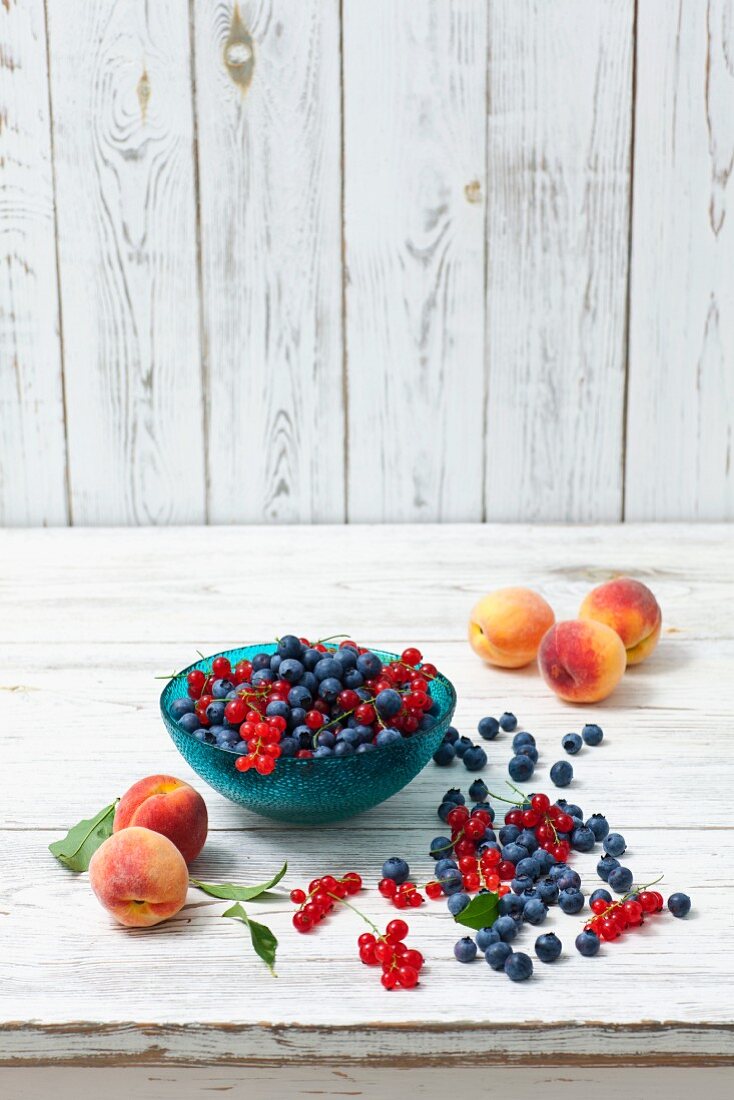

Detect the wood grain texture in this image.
[626,0,734,520]
[0,524,732,1067]
[45,0,206,525]
[484,0,634,522]
[193,0,345,523]
[343,0,487,522]
[0,0,68,526]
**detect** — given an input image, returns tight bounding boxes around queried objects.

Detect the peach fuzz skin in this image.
[88,826,189,928]
[468,587,555,669]
[579,577,662,665]
[114,775,208,865]
[538,620,627,703]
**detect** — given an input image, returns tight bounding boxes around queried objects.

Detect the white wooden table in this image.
[2,524,733,1100]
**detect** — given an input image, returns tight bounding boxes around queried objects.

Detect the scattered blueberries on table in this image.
[499,712,518,731]
[550,760,573,787]
[603,832,627,857]
[382,857,410,884]
[535,932,562,962]
[586,813,610,841]
[562,732,583,755]
[478,716,500,740]
[486,942,513,970]
[597,854,621,882]
[508,754,534,782]
[608,866,634,894]
[454,936,478,963]
[575,930,601,957]
[505,951,533,981]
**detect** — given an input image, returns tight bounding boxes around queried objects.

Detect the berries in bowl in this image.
[160,636,456,824]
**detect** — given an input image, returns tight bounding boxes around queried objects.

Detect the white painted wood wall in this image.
[1,0,733,526]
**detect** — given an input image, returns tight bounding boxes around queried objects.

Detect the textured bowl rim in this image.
[160,642,456,767]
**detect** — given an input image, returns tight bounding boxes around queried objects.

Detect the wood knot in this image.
[224,3,255,94]
[464,179,483,204]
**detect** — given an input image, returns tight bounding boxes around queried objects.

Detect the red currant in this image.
[212,656,232,678]
[401,647,422,666]
[531,793,550,813]
[378,877,397,898]
[305,710,324,730]
[354,703,376,725]
[386,919,409,942]
[293,911,311,932]
[290,888,306,905]
[186,669,206,698]
[425,881,442,900]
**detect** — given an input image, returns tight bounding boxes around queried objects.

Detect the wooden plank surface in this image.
[0,0,68,526]
[0,524,732,1067]
[45,0,206,524]
[626,0,734,520]
[484,0,634,522]
[343,0,487,522]
[194,0,345,523]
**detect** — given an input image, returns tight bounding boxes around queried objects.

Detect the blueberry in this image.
[548,863,569,883]
[454,736,474,758]
[438,868,464,896]
[537,879,560,905]
[382,857,410,884]
[288,708,307,730]
[494,915,519,943]
[582,723,604,746]
[563,802,584,820]
[608,866,633,894]
[193,729,209,743]
[442,788,465,806]
[550,760,573,787]
[433,742,456,766]
[469,778,489,802]
[499,893,525,917]
[211,678,235,698]
[437,800,457,822]
[504,951,533,981]
[279,737,298,757]
[486,942,513,970]
[463,746,488,771]
[251,669,273,686]
[502,842,529,865]
[317,676,342,704]
[266,700,290,720]
[597,855,620,882]
[534,849,555,874]
[251,653,271,672]
[453,936,477,963]
[301,648,322,671]
[334,740,354,757]
[313,657,343,682]
[357,742,376,753]
[667,892,691,918]
[448,893,471,916]
[557,868,581,891]
[316,730,336,747]
[314,745,334,757]
[516,744,539,763]
[571,826,597,853]
[435,857,458,876]
[499,824,520,845]
[375,688,403,718]
[375,728,402,747]
[278,658,304,684]
[478,716,500,740]
[575,930,601,956]
[535,932,562,963]
[499,712,518,731]
[178,712,201,733]
[508,755,534,782]
[511,875,534,894]
[206,701,226,725]
[523,899,547,925]
[342,668,364,689]
[170,697,194,720]
[586,813,610,841]
[430,836,453,860]
[512,731,535,750]
[476,926,500,951]
[603,832,626,857]
[332,645,358,670]
[269,654,282,673]
[356,651,382,679]
[277,634,302,659]
[516,857,541,881]
[558,888,585,915]
[516,829,539,854]
[590,888,612,906]
[562,732,583,755]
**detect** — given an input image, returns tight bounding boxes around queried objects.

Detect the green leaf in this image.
[222,902,278,975]
[190,861,287,902]
[48,801,118,872]
[453,891,499,932]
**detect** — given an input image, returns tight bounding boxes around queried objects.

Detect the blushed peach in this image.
[579,577,662,665]
[88,826,189,928]
[114,775,208,864]
[468,587,555,669]
[538,619,626,703]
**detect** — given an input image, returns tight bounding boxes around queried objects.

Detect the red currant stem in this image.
[505,780,530,803]
[314,634,350,646]
[153,670,178,680]
[326,892,382,938]
[196,650,207,660]
[432,827,464,856]
[485,789,524,807]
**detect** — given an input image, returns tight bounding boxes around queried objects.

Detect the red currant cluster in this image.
[289,872,362,932]
[586,887,664,942]
[377,878,425,908]
[358,919,424,990]
[503,792,573,863]
[177,639,439,773]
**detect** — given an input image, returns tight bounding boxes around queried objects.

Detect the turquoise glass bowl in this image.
[160,644,456,824]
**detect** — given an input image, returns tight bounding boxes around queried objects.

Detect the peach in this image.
[88,826,189,928]
[114,775,208,864]
[468,587,555,668]
[579,577,662,665]
[538,619,626,703]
